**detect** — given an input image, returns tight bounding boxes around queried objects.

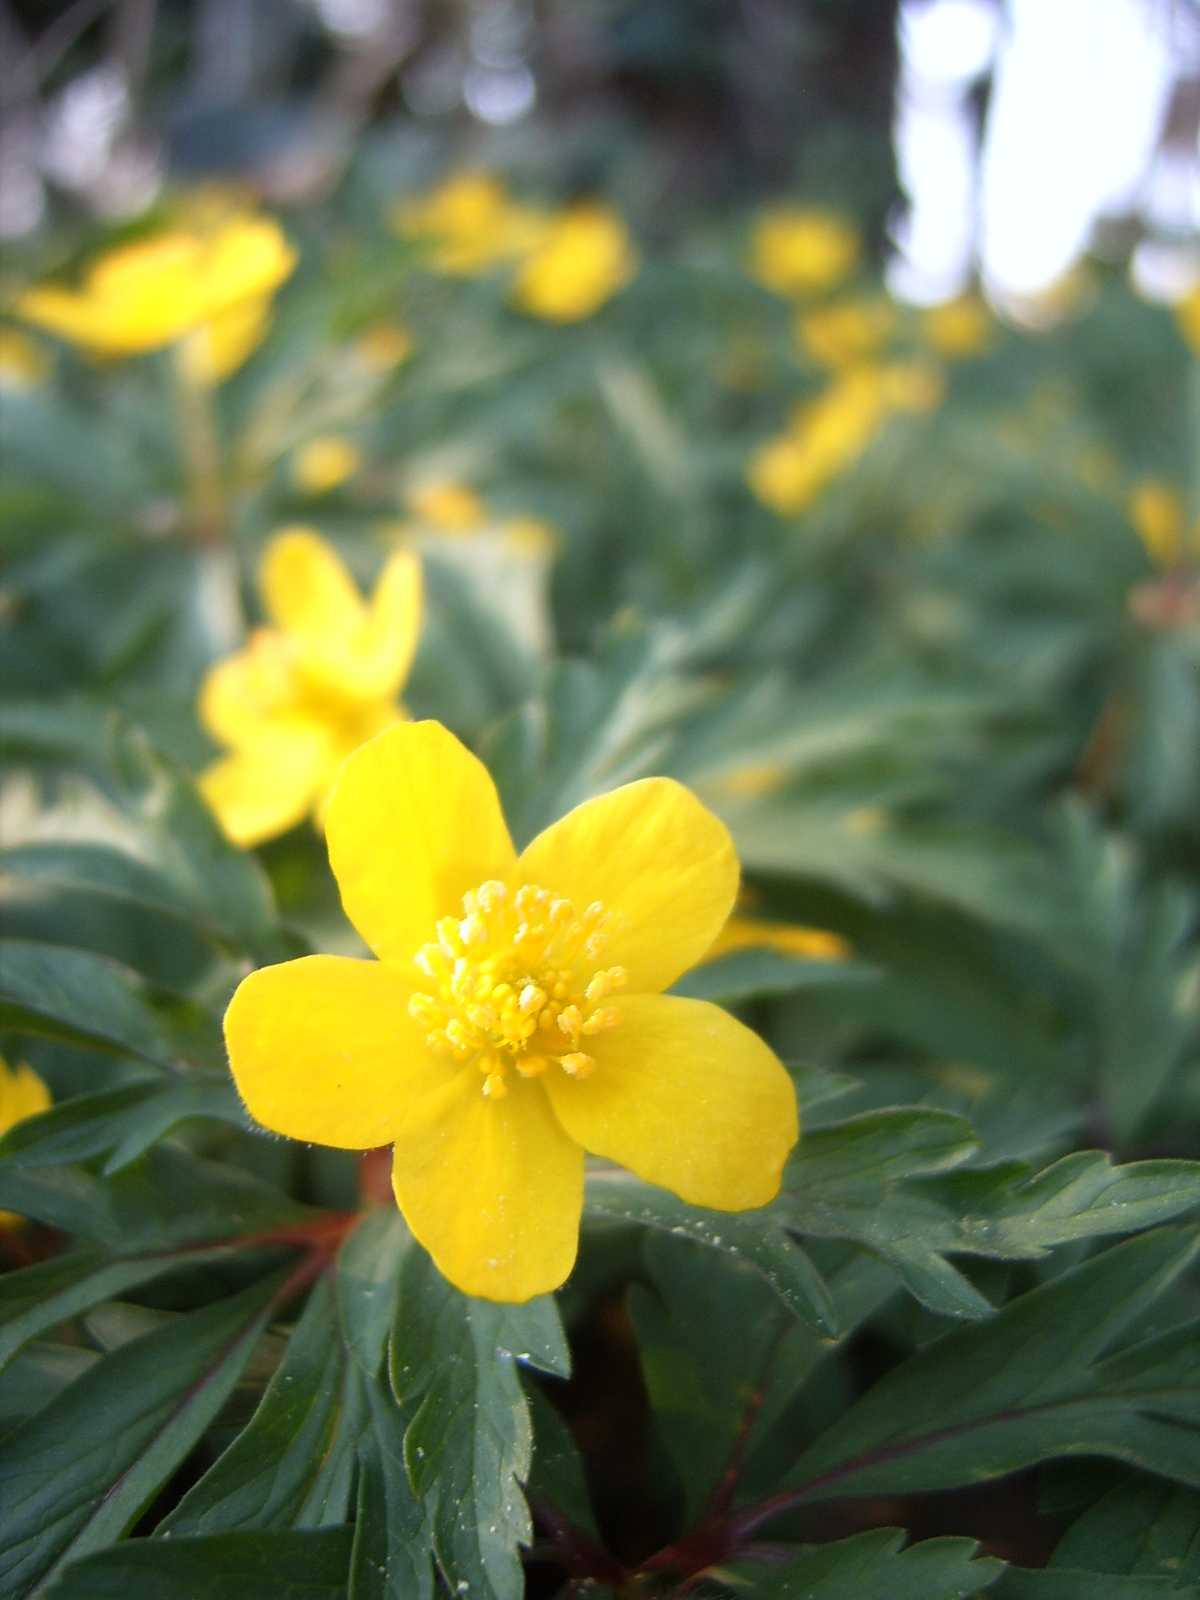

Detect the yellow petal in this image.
[200,722,331,847]
[326,721,517,967]
[391,1073,583,1301]
[0,1058,52,1135]
[225,954,434,1148]
[260,528,365,647]
[543,993,798,1209]
[198,631,301,748]
[179,295,272,387]
[518,777,739,994]
[354,548,423,696]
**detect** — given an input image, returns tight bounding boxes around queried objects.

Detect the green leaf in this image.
[160,1277,364,1536]
[0,1270,290,1596]
[585,1170,837,1335]
[671,948,869,1003]
[43,1529,354,1600]
[0,1077,247,1172]
[781,1119,1200,1319]
[0,1242,241,1372]
[0,938,177,1067]
[1051,1477,1200,1586]
[768,1229,1200,1510]
[334,1208,414,1378]
[349,1376,434,1600]
[106,725,282,959]
[992,1573,1197,1598]
[0,1143,316,1254]
[630,1232,842,1523]
[730,1528,1004,1599]
[390,1247,570,1600]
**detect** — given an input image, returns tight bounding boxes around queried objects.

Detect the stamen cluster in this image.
[408,880,627,1098]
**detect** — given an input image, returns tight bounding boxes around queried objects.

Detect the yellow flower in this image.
[796,298,895,367]
[224,721,799,1302]
[293,436,362,496]
[703,917,850,964]
[1129,480,1191,567]
[921,296,992,358]
[17,215,295,367]
[0,328,50,391]
[199,529,421,848]
[393,172,550,278]
[406,480,487,533]
[0,1057,52,1228]
[512,203,637,323]
[1174,285,1200,354]
[748,207,860,298]
[177,295,274,388]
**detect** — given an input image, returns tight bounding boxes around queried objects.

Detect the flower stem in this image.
[173,343,227,544]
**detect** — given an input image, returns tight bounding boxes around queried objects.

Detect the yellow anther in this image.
[581,1007,620,1035]
[408,993,440,1025]
[476,880,507,911]
[559,1052,595,1079]
[437,917,462,957]
[467,1004,497,1032]
[516,1054,549,1078]
[459,913,486,946]
[482,1071,508,1098]
[518,983,545,1014]
[557,1005,583,1039]
[444,1018,472,1053]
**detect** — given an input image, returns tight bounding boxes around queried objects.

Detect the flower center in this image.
[407,880,626,1099]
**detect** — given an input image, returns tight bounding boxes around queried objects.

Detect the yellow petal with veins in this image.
[326,722,517,968]
[518,778,739,995]
[225,955,434,1149]
[390,1069,583,1301]
[543,993,797,1209]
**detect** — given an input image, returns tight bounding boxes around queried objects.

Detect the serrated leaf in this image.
[781,1121,1200,1319]
[42,1528,354,1600]
[0,1270,289,1596]
[729,1528,1004,1599]
[160,1277,364,1536]
[764,1229,1200,1511]
[992,1571,1196,1598]
[390,1248,570,1600]
[0,1076,247,1172]
[585,1169,837,1335]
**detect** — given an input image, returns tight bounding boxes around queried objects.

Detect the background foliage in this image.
[1,2,1199,1596]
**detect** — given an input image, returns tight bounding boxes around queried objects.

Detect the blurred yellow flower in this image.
[223,720,798,1301]
[512,203,637,323]
[703,917,850,963]
[0,1057,52,1228]
[749,207,860,298]
[17,216,295,370]
[1129,480,1197,567]
[293,436,362,496]
[922,296,993,358]
[353,321,413,372]
[177,295,275,388]
[1175,285,1200,353]
[0,328,50,391]
[748,361,942,515]
[407,480,487,533]
[199,529,421,847]
[393,172,549,277]
[796,298,895,367]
